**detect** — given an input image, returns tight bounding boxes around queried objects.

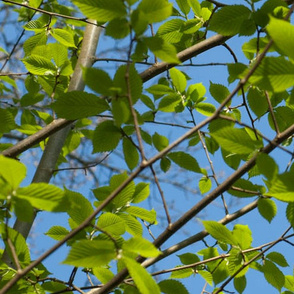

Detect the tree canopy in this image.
[1,0,294,293]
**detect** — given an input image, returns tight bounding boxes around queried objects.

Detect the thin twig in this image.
[149,165,172,225]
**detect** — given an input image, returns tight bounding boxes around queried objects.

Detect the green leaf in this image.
[93,267,115,284]
[52,91,109,120]
[83,68,113,96]
[112,98,131,127]
[93,120,122,153]
[178,253,200,264]
[286,202,294,227]
[203,221,238,245]
[188,0,201,16]
[22,55,56,75]
[105,18,130,39]
[1,226,31,266]
[132,182,150,203]
[147,84,174,97]
[227,62,247,83]
[72,0,127,23]
[266,171,294,202]
[123,257,161,294]
[209,5,251,36]
[23,33,47,56]
[63,240,116,267]
[249,57,294,92]
[247,87,268,118]
[169,68,186,92]
[232,224,252,249]
[256,153,278,181]
[210,127,259,155]
[234,276,247,294]
[152,132,169,151]
[267,17,294,60]
[199,270,213,286]
[168,151,201,173]
[209,82,230,105]
[268,106,294,132]
[160,157,171,173]
[229,178,263,198]
[16,183,66,212]
[157,19,184,44]
[123,236,161,258]
[45,226,69,241]
[138,0,173,23]
[66,189,94,225]
[97,212,126,236]
[195,102,216,116]
[199,176,212,194]
[13,198,34,222]
[118,213,143,236]
[158,93,182,112]
[263,260,285,291]
[176,0,190,15]
[0,156,26,189]
[125,206,157,224]
[258,198,277,223]
[227,248,248,277]
[51,28,76,47]
[267,252,288,267]
[113,64,143,104]
[123,138,139,170]
[159,279,189,294]
[145,36,180,64]
[284,275,294,291]
[110,173,135,208]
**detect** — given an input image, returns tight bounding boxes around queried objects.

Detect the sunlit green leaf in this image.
[16,183,66,212]
[159,279,189,294]
[0,156,26,189]
[145,36,180,63]
[168,151,201,173]
[63,240,116,267]
[52,91,109,119]
[123,138,139,170]
[132,182,150,203]
[249,57,294,92]
[51,28,76,47]
[123,257,161,294]
[169,68,186,92]
[123,236,161,258]
[93,120,122,153]
[72,0,127,22]
[45,226,70,241]
[22,55,56,75]
[125,206,157,224]
[209,5,251,36]
[203,221,238,245]
[138,0,173,23]
[258,198,277,223]
[267,252,289,267]
[263,260,285,291]
[267,16,294,60]
[210,127,259,155]
[266,171,294,202]
[97,212,125,236]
